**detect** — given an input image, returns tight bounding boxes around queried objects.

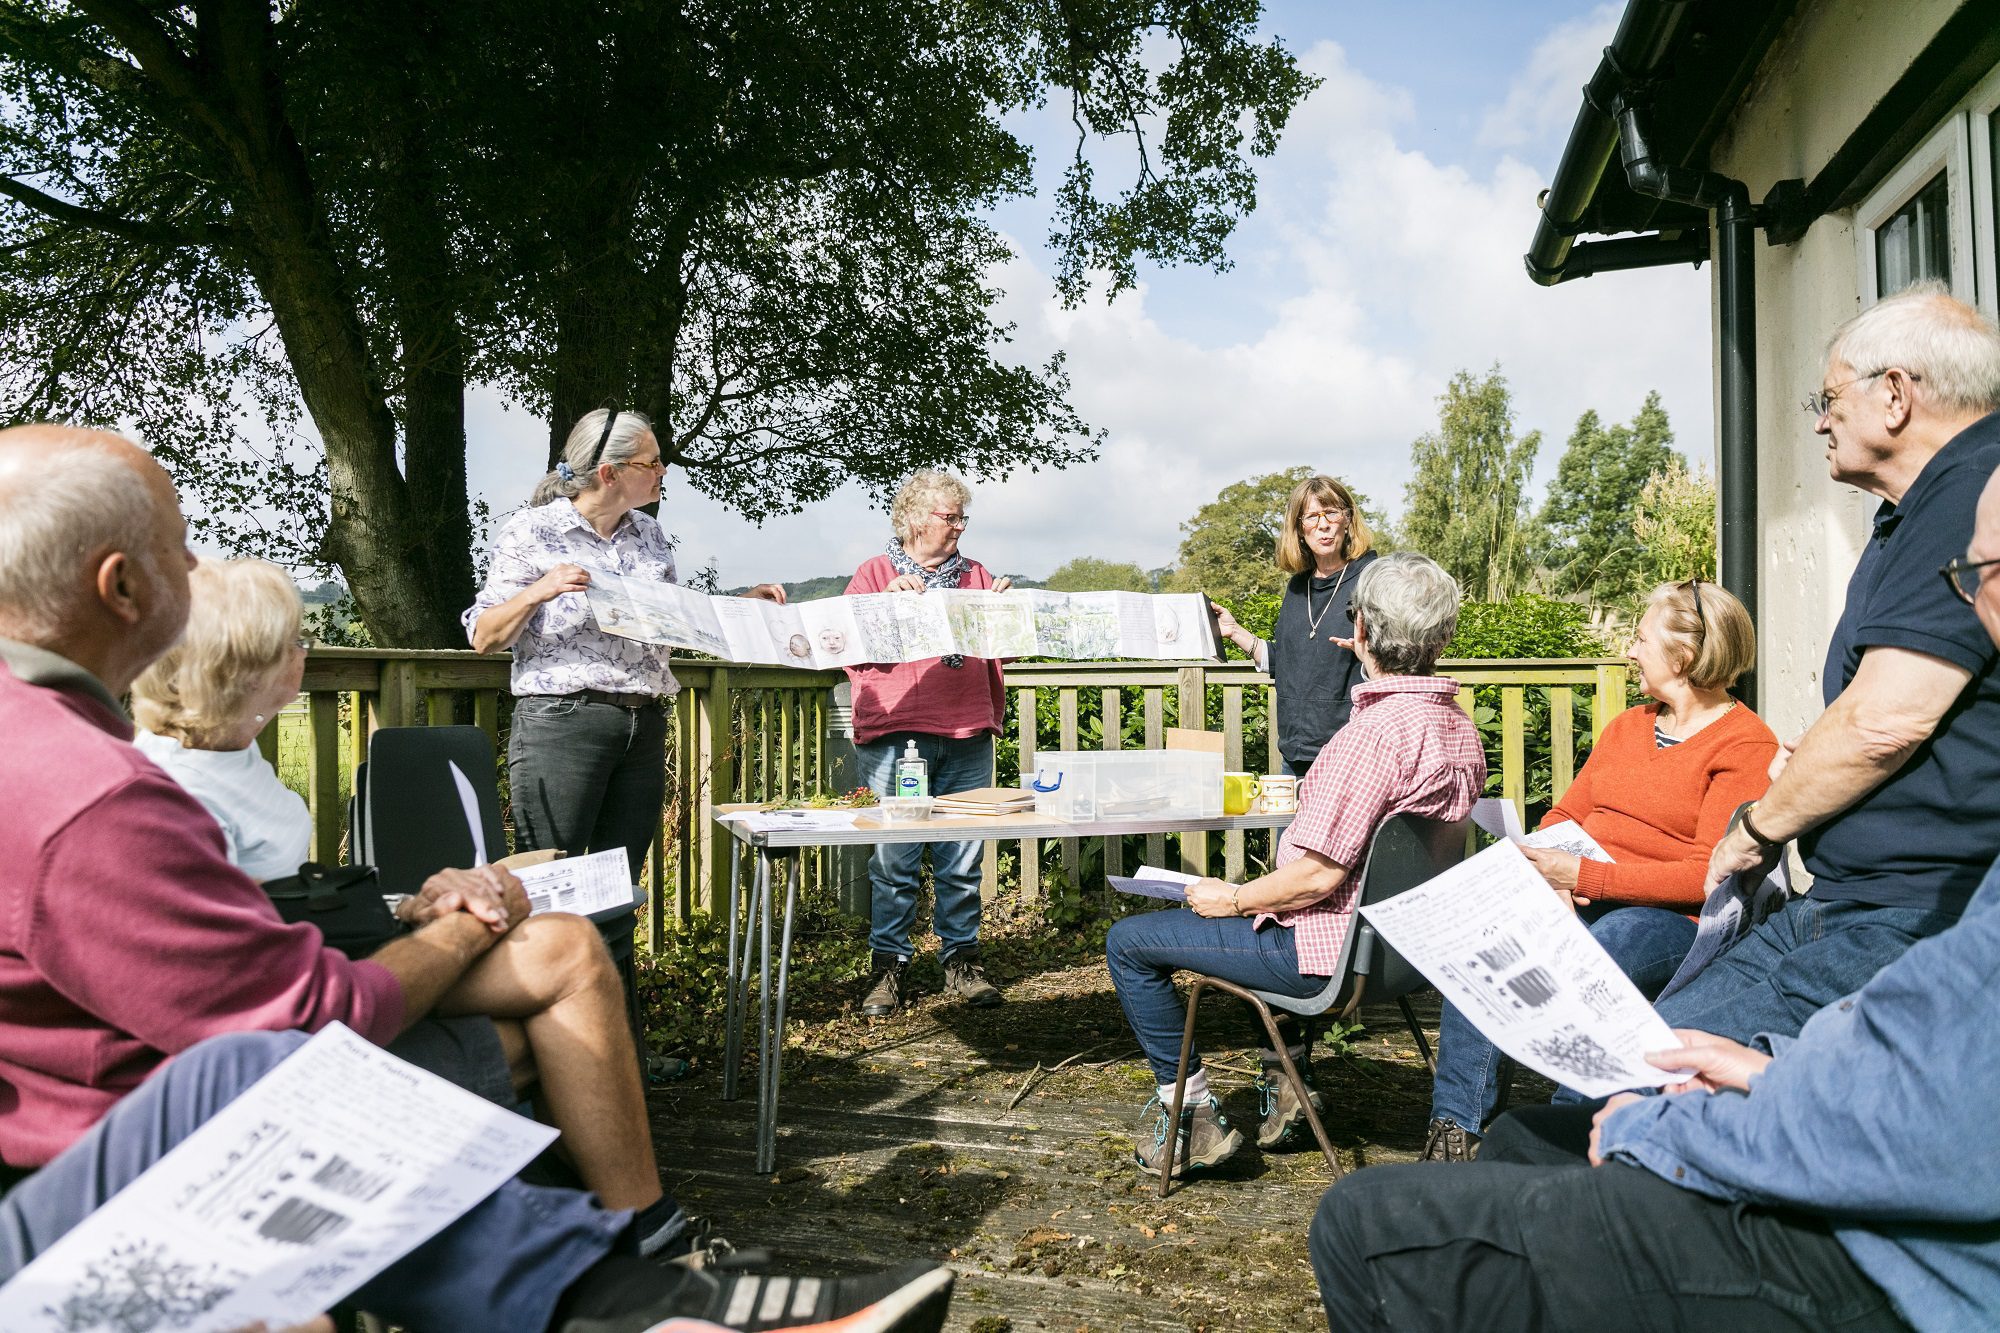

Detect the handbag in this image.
[261,862,404,960]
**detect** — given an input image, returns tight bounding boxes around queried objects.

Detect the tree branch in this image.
[0,173,215,249]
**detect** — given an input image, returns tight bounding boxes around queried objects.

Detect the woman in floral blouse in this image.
[464,408,782,881]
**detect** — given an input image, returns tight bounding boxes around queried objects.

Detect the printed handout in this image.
[587,574,1220,666]
[0,1024,555,1332]
[1656,855,1791,1001]
[1359,841,1691,1098]
[1469,798,1614,862]
[1109,863,1199,902]
[512,847,636,917]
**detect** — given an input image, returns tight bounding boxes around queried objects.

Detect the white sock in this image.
[1159,1069,1211,1105]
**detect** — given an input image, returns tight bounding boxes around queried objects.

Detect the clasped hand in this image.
[1586,1028,1773,1165]
[395,865,529,934]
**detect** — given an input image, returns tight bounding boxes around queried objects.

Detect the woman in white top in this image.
[132,558,311,882]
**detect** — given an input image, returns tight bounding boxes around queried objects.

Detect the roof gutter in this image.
[1523,0,1701,288]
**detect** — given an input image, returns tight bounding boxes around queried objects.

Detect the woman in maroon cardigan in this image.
[846,470,1009,1017]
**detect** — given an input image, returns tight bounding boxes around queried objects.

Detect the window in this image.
[1875,172,1951,294]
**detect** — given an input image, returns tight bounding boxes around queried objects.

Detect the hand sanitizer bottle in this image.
[896,740,928,800]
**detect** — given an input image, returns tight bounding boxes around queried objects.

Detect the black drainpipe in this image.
[1612,103,1759,708]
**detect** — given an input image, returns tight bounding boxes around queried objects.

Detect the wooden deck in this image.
[646,959,1537,1332]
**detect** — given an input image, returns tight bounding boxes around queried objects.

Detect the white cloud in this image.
[465,14,1713,591]
[1476,4,1620,149]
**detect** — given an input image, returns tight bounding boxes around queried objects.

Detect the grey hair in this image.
[530,409,657,507]
[1351,552,1461,677]
[0,428,163,641]
[889,469,972,545]
[1826,281,2000,418]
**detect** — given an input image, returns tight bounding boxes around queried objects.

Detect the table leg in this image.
[759,853,800,1173]
[722,838,745,1102]
[754,849,775,1173]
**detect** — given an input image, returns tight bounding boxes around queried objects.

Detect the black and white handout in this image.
[585,572,1220,666]
[1469,797,1614,862]
[0,1024,555,1332]
[1654,855,1791,1002]
[1358,841,1690,1097]
[1108,864,1198,902]
[513,847,637,917]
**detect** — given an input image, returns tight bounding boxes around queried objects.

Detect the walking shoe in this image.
[859,953,909,1017]
[1133,1094,1243,1178]
[557,1253,955,1333]
[1420,1116,1476,1163]
[1253,1066,1324,1150]
[940,947,1002,1008]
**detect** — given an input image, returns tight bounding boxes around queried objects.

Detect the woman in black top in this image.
[1212,475,1379,778]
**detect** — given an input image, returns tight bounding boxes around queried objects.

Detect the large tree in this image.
[1044,556,1152,592]
[1536,391,1678,604]
[1630,456,1718,593]
[1401,366,1541,602]
[0,0,1315,644]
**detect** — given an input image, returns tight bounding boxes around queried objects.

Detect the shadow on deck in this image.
[645,962,1544,1332]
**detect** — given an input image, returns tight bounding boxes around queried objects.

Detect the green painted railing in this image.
[268,651,1628,947]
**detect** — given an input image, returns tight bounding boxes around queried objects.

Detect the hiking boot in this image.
[941,947,1002,1008]
[1420,1117,1476,1163]
[1133,1094,1243,1178]
[1253,1066,1324,1150]
[859,953,909,1017]
[557,1254,956,1333]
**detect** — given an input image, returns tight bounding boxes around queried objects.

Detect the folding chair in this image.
[365,726,643,1033]
[1158,811,1470,1195]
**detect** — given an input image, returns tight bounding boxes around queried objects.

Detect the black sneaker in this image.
[559,1256,955,1333]
[941,947,1002,1007]
[1420,1117,1477,1163]
[860,953,909,1017]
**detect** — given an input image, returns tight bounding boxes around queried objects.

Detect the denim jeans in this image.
[1432,904,1696,1133]
[508,694,668,885]
[1653,893,1960,1046]
[1104,908,1328,1084]
[855,732,994,958]
[0,1031,626,1333]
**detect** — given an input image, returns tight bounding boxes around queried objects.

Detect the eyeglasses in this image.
[620,455,667,474]
[1801,369,1922,418]
[1941,555,2000,605]
[1300,509,1348,530]
[930,511,969,528]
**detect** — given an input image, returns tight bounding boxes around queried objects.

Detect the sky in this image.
[462,1,1714,587]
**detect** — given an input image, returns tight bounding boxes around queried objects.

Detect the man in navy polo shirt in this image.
[1659,283,2000,1045]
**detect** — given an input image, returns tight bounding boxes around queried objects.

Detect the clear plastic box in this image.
[1021,749,1223,822]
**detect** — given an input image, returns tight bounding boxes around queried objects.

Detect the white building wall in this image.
[1702,0,1961,742]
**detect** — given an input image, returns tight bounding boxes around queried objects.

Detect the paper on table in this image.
[1519,822,1614,862]
[0,1024,555,1332]
[1358,841,1690,1098]
[511,847,634,916]
[1470,797,1524,841]
[716,809,863,833]
[1656,856,1792,1002]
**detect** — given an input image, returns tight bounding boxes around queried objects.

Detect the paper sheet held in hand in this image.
[511,847,637,916]
[0,1024,556,1331]
[1358,841,1688,1097]
[1108,864,1198,902]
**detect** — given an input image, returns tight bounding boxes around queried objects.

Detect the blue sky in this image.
[465,2,1713,587]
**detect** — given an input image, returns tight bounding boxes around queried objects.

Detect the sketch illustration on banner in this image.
[586,573,1221,668]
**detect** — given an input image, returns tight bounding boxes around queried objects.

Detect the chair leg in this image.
[1247,1002,1343,1180]
[1398,995,1436,1076]
[1160,978,1208,1199]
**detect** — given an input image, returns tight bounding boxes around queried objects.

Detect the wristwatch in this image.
[1738,803,1784,852]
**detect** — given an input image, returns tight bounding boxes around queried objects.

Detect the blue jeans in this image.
[1432,905,1696,1133]
[1653,893,1960,1045]
[856,732,994,958]
[1104,908,1327,1084]
[0,1032,627,1333]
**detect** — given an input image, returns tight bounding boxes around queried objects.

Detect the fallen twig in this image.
[1006,1038,1125,1111]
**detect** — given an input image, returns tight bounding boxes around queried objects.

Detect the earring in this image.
[253,714,266,725]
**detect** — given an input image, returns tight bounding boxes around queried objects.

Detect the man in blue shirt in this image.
[1307,356,2000,1333]
[1659,285,2000,1046]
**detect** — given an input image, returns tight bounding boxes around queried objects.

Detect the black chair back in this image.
[366,726,506,896]
[1343,811,1472,1003]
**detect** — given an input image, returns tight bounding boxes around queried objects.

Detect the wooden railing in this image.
[269,651,1628,948]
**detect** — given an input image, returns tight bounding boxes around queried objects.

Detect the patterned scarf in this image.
[886,538,968,668]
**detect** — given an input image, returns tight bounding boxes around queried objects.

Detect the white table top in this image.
[714,802,1294,848]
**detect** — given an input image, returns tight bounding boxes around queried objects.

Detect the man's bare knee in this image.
[510,912,617,1001]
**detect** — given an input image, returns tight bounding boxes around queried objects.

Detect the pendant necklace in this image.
[1303,561,1350,640]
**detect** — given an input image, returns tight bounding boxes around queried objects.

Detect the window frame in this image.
[1966,63,2000,320]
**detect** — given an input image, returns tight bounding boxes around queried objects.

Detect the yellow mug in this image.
[1223,772,1261,816]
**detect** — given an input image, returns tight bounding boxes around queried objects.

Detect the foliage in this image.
[0,2,1315,646]
[635,907,870,1057]
[1166,467,1390,607]
[1446,595,1606,660]
[1043,556,1153,592]
[1537,392,1679,605]
[1401,367,1542,601]
[1631,457,1719,594]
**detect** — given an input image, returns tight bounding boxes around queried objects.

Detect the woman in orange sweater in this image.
[1424,580,1776,1161]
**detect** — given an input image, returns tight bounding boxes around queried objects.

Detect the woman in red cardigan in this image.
[1424,579,1776,1161]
